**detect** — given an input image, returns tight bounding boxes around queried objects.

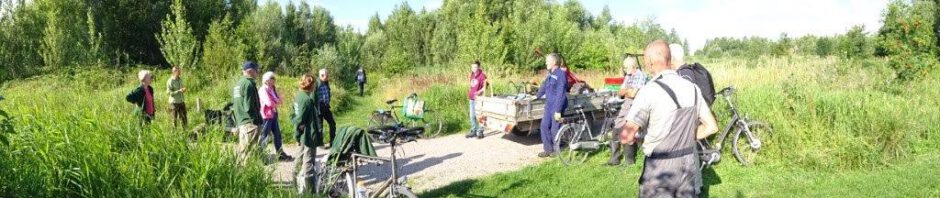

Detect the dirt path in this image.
[266,131,547,193]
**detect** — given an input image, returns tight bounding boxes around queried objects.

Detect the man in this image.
[167,66,188,129]
[233,61,263,165]
[620,40,718,197]
[317,68,337,148]
[125,70,155,125]
[608,56,648,166]
[356,66,367,96]
[466,60,487,139]
[535,53,568,158]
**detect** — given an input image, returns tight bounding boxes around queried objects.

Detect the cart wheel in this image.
[510,127,528,136]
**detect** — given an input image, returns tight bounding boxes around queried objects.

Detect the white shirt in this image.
[626,70,712,156]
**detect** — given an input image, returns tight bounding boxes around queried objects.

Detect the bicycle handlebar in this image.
[717,86,736,97]
[368,125,425,137]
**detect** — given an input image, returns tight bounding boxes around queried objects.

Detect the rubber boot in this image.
[607,142,623,165]
[624,143,638,165]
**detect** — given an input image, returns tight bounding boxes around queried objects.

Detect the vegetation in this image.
[1,0,939,197]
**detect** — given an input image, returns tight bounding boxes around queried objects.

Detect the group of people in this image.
[125,61,370,195]
[128,39,714,197]
[487,40,717,197]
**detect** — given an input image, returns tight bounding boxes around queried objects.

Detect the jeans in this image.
[469,100,480,135]
[260,115,284,153]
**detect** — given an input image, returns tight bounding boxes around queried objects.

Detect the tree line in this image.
[697,0,940,82]
[0,0,686,84]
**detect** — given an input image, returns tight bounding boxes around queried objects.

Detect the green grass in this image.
[0,70,288,197]
[420,150,940,197]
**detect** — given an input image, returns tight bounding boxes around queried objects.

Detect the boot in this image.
[607,142,623,166]
[624,143,638,165]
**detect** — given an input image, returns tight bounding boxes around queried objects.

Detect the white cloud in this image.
[422,0,443,11]
[335,19,369,33]
[652,0,888,51]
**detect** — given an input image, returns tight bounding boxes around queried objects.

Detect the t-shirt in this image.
[626,70,712,156]
[468,71,487,100]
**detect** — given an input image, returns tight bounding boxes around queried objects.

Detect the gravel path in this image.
[266,131,547,193]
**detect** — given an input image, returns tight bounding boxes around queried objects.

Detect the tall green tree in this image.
[382,3,422,73]
[157,0,200,69]
[202,15,243,77]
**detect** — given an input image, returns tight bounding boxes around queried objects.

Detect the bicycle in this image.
[699,86,772,167]
[553,99,623,165]
[330,125,424,198]
[369,93,444,138]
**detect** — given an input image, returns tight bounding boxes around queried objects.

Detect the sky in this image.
[268,0,889,51]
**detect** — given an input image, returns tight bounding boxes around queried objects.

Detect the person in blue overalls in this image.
[536,53,568,158]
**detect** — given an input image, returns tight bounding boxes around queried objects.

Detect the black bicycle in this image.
[553,100,623,166]
[699,86,772,167]
[368,93,444,138]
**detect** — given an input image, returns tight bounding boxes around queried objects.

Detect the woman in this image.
[292,74,322,195]
[259,71,292,160]
[125,70,156,125]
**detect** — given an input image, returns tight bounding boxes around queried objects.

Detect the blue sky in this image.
[267,0,888,51]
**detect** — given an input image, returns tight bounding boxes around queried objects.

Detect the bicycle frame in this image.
[346,131,412,198]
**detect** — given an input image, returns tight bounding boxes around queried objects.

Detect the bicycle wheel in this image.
[419,111,444,137]
[554,124,589,165]
[732,121,771,166]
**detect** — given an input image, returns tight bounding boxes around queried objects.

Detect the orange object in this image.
[605,77,625,85]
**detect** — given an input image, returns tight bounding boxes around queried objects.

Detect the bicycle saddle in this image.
[385,99,398,105]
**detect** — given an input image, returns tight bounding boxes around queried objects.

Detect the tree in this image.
[773,32,792,56]
[238,2,285,72]
[592,5,612,30]
[40,10,67,71]
[360,29,387,70]
[840,25,870,59]
[816,37,833,57]
[456,0,507,68]
[157,0,200,69]
[877,0,938,81]
[367,13,383,35]
[202,15,243,78]
[382,3,422,73]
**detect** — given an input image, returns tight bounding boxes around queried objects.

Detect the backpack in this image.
[677,63,716,106]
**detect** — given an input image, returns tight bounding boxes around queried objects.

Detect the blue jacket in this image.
[537,68,568,116]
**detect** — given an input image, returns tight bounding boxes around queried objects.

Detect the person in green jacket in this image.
[233,61,263,165]
[167,66,188,129]
[291,73,322,195]
[125,70,156,125]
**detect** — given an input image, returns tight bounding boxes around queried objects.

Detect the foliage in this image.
[877,0,939,81]
[157,0,201,69]
[201,15,244,79]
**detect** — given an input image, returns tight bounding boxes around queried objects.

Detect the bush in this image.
[877,0,939,81]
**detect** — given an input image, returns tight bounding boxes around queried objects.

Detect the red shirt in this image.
[468,71,487,100]
[144,86,154,116]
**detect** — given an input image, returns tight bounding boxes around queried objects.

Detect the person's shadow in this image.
[700,166,722,198]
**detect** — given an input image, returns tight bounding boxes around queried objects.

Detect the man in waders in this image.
[621,40,718,198]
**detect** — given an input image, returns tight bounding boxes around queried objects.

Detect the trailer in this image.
[474,90,617,136]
